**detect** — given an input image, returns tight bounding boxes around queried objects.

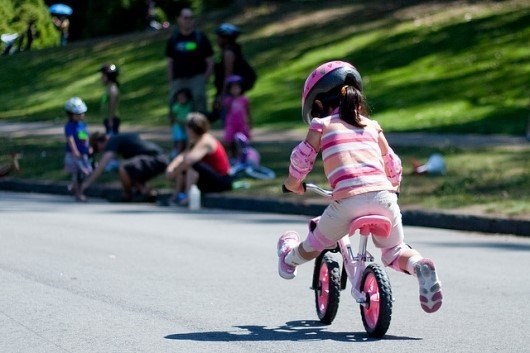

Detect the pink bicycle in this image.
[303,183,394,338]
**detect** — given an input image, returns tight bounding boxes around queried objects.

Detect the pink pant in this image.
[224,118,250,144]
[303,190,408,267]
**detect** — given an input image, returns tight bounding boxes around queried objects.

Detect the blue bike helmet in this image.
[215,23,241,39]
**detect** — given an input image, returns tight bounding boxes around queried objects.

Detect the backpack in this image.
[235,55,257,92]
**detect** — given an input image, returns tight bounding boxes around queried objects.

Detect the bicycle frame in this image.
[297,183,394,337]
[337,232,374,304]
[305,183,390,305]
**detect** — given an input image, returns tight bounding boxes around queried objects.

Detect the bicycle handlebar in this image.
[304,183,333,197]
[282,182,332,197]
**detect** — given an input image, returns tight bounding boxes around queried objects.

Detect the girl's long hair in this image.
[339,79,367,128]
[311,77,368,127]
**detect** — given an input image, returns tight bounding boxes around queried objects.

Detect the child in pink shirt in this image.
[223,75,251,158]
[277,61,443,314]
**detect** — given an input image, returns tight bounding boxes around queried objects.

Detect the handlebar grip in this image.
[282,183,307,193]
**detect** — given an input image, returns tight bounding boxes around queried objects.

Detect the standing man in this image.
[165,6,214,114]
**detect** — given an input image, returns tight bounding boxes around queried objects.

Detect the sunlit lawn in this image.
[2,135,529,219]
[1,0,529,219]
[1,0,529,135]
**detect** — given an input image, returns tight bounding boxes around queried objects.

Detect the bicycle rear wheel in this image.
[314,253,341,325]
[360,263,393,338]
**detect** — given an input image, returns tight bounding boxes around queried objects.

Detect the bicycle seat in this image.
[349,215,392,237]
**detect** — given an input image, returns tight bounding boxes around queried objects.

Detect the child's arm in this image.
[66,135,81,158]
[378,131,402,186]
[284,129,320,194]
[166,153,185,175]
[81,151,115,191]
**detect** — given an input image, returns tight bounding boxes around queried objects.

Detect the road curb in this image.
[1,178,528,237]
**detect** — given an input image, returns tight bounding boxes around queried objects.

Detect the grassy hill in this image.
[1,0,530,219]
[1,0,529,135]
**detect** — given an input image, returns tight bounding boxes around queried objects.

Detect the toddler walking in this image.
[169,88,193,157]
[63,97,93,202]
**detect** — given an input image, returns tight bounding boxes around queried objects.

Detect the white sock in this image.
[285,246,309,266]
[407,255,423,275]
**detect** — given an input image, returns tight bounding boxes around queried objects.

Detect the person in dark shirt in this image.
[165,6,214,114]
[81,132,169,201]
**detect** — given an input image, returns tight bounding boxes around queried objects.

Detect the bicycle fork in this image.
[338,235,374,305]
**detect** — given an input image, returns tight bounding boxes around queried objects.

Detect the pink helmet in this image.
[301,60,363,124]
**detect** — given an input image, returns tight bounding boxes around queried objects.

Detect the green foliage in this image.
[0,0,15,34]
[1,0,58,49]
[1,0,529,136]
[2,1,528,218]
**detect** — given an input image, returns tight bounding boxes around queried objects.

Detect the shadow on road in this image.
[164,320,421,342]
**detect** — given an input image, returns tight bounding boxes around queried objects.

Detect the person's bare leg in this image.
[73,181,87,202]
[170,164,187,201]
[118,166,133,200]
[298,243,320,261]
[0,153,21,177]
[179,168,198,205]
[11,153,20,172]
[184,168,197,189]
[0,164,11,177]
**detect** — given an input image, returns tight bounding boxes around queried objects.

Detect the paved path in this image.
[3,191,530,352]
[1,121,528,148]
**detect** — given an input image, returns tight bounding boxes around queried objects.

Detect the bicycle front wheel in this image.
[314,253,341,325]
[360,264,393,338]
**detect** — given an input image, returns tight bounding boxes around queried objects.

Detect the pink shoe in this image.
[277,231,300,280]
[415,258,443,313]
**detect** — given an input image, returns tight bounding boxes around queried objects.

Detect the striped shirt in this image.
[309,114,394,200]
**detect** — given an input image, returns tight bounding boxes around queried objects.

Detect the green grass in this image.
[3,134,529,219]
[1,0,529,134]
[1,0,530,218]
[234,142,530,219]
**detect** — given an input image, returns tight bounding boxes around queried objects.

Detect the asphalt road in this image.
[1,192,529,353]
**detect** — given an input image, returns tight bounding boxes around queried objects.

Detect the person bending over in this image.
[82,131,168,201]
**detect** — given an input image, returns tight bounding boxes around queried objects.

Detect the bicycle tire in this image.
[314,252,341,325]
[360,263,393,338]
[244,165,276,180]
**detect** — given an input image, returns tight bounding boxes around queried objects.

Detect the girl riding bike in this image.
[277,61,443,313]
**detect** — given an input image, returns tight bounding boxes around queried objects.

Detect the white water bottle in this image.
[188,184,201,210]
